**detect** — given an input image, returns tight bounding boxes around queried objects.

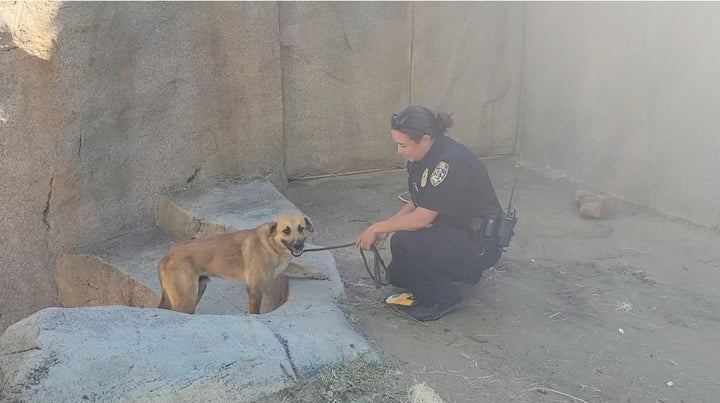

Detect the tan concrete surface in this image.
[276,156,720,402]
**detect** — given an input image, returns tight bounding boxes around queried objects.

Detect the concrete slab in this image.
[156,179,302,241]
[5,179,376,402]
[58,229,171,309]
[1,307,297,403]
[1,305,374,402]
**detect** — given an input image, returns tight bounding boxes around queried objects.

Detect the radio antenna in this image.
[507,178,518,211]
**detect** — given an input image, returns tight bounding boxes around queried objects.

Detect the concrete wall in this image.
[280,2,524,177]
[412,2,524,157]
[280,2,411,177]
[518,2,720,228]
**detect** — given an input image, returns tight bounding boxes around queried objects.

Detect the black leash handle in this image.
[304,243,389,289]
[303,242,355,252]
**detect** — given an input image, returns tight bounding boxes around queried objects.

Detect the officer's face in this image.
[391,130,432,162]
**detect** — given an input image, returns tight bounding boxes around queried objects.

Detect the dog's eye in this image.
[282,227,291,235]
[298,226,304,233]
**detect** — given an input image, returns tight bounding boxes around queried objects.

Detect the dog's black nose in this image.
[292,240,304,250]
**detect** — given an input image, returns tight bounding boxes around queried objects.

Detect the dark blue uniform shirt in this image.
[407,136,502,231]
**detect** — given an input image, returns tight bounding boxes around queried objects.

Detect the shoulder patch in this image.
[430,161,449,187]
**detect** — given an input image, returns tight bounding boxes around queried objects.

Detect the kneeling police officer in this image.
[356,105,515,321]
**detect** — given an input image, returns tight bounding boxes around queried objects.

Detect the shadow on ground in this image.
[268,156,720,403]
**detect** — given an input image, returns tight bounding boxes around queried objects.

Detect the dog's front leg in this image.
[245,285,263,314]
[285,262,328,280]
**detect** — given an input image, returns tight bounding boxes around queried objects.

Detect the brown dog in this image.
[157,214,327,314]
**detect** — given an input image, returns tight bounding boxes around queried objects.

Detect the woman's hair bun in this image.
[436,112,454,131]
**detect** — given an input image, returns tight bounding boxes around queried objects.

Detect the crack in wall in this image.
[482,81,511,110]
[42,173,54,230]
[514,3,528,156]
[2,347,41,356]
[185,167,200,185]
[331,6,354,53]
[409,3,414,104]
[343,29,354,53]
[277,3,288,179]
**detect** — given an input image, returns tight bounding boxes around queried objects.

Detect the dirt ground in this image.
[275,156,720,403]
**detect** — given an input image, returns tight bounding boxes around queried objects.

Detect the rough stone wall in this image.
[1,1,65,333]
[519,3,720,228]
[0,2,284,331]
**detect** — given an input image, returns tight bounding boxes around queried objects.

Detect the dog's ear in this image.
[304,216,315,233]
[269,220,278,235]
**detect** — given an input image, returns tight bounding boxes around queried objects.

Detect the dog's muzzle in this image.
[283,239,305,257]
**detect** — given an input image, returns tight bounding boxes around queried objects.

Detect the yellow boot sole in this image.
[384,292,416,307]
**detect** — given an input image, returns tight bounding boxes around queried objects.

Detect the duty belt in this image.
[469,217,483,231]
[469,215,498,239]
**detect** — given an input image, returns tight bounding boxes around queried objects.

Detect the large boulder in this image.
[0,306,375,402]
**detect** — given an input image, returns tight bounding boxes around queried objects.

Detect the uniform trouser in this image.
[387,224,501,306]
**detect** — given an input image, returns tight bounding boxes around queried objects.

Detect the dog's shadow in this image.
[194,275,290,315]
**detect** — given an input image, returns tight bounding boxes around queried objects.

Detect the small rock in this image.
[575,189,616,218]
[408,382,446,403]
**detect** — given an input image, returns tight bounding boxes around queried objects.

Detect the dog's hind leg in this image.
[174,273,200,313]
[159,264,200,314]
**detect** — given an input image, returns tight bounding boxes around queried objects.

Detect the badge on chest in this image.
[420,168,429,188]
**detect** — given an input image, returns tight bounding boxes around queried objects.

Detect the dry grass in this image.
[276,355,402,403]
[614,301,633,313]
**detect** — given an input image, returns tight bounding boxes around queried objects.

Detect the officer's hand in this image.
[356,225,379,251]
[373,232,389,249]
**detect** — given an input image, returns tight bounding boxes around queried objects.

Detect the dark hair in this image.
[390,105,453,143]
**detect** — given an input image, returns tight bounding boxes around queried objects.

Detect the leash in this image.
[303,243,389,288]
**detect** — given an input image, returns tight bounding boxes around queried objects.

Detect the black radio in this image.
[495,179,519,249]
[469,179,518,249]
[495,206,517,248]
[486,179,518,249]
